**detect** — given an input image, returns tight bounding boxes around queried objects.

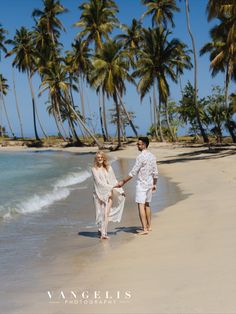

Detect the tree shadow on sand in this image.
[159,145,236,165]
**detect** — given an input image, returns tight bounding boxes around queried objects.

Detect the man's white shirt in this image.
[129,150,158,189]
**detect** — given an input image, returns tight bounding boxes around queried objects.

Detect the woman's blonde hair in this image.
[94,151,109,171]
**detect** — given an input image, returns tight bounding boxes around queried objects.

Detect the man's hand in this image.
[152,185,157,192]
[113,180,124,188]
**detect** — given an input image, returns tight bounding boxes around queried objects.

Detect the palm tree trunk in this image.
[69,77,86,139]
[102,91,109,140]
[78,79,85,121]
[12,68,24,138]
[185,0,209,143]
[114,93,121,148]
[27,72,40,141]
[0,93,15,138]
[149,96,153,126]
[156,84,164,142]
[35,105,48,138]
[52,108,66,141]
[224,63,236,142]
[99,90,107,142]
[116,90,138,137]
[85,87,96,134]
[165,100,176,142]
[152,88,158,139]
[68,102,103,148]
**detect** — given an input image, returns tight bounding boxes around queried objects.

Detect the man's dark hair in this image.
[138,136,149,148]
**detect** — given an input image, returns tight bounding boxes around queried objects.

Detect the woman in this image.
[92,151,125,239]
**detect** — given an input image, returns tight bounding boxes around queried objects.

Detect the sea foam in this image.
[1,169,92,220]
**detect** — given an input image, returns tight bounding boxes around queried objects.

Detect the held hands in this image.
[113,180,124,189]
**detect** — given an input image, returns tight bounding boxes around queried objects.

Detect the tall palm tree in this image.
[180,0,209,143]
[0,74,15,137]
[141,0,180,28]
[0,24,8,138]
[133,27,189,142]
[90,40,134,148]
[74,0,119,141]
[6,27,40,141]
[65,39,92,134]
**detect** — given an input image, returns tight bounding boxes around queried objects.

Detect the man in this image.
[116,137,158,235]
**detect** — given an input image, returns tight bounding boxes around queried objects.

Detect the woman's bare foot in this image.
[148,227,152,231]
[100,235,110,239]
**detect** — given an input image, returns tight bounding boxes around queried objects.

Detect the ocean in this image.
[0,150,93,220]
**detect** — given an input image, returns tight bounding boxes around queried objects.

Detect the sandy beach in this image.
[1,142,236,314]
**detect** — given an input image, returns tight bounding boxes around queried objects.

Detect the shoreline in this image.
[1,143,236,313]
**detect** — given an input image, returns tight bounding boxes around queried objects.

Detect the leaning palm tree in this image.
[74,0,119,141]
[12,68,24,139]
[40,60,102,147]
[141,0,180,28]
[0,74,15,137]
[6,27,40,141]
[90,40,134,148]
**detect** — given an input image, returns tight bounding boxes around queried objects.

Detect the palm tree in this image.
[207,0,236,22]
[40,60,102,147]
[74,0,119,141]
[65,39,92,135]
[74,0,119,50]
[116,18,143,64]
[180,0,209,143]
[0,24,8,138]
[90,40,134,148]
[200,20,236,142]
[12,69,24,139]
[133,27,189,142]
[0,74,15,137]
[32,0,68,47]
[6,27,40,141]
[141,0,180,28]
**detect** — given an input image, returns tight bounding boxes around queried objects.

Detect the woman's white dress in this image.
[91,166,125,229]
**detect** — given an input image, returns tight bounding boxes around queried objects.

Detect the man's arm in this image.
[117,175,132,187]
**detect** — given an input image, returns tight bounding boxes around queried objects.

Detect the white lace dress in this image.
[91,166,125,231]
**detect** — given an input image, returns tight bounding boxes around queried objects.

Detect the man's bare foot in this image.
[148,227,152,231]
[137,230,149,235]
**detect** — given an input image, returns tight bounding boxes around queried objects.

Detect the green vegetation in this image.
[0,0,236,148]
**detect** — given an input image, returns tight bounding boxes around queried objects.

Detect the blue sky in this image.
[0,0,227,138]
